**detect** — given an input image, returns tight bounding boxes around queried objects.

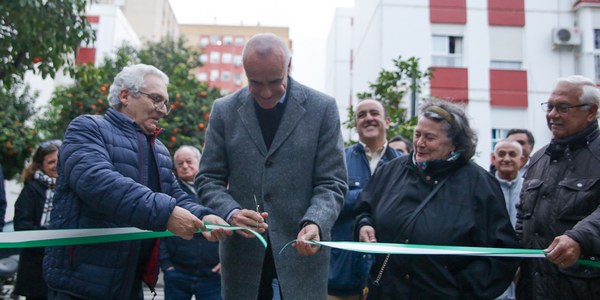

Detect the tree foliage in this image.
[38,36,221,155]
[346,56,432,140]
[137,37,220,152]
[37,46,137,138]
[0,0,95,88]
[0,81,39,179]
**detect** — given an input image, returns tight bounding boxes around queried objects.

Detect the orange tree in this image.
[0,81,39,179]
[38,37,221,155]
[137,37,221,152]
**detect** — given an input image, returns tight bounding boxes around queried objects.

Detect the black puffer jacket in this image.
[516,123,600,300]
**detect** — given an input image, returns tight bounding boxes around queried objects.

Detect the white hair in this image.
[107,64,169,109]
[556,75,600,110]
[493,139,523,156]
[173,145,201,162]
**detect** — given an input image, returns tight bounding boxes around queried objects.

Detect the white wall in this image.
[326,8,354,141]
[340,0,599,168]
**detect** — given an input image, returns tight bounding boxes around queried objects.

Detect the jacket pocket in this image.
[519,179,544,218]
[348,175,367,191]
[556,178,600,221]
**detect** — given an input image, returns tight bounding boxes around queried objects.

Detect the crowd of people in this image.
[2,32,600,300]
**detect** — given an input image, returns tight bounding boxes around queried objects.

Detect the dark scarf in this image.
[411,151,464,179]
[34,170,56,227]
[545,122,599,160]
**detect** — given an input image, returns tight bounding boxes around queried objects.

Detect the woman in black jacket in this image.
[13,140,60,300]
[354,100,520,299]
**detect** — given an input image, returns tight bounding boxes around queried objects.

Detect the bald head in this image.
[242,33,291,69]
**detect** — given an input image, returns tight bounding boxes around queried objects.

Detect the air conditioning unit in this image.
[552,27,581,46]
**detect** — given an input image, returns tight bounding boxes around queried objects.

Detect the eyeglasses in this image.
[139,91,171,114]
[40,139,62,149]
[540,102,589,114]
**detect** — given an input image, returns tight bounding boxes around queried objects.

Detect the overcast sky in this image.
[169,0,354,92]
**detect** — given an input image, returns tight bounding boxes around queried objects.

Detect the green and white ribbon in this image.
[0,223,266,248]
[307,240,600,268]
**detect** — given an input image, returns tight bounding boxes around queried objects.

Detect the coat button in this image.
[405,239,409,243]
[577,183,583,188]
[264,194,272,201]
[404,274,410,280]
[265,160,273,167]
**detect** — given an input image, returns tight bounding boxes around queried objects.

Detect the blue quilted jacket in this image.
[43,108,213,299]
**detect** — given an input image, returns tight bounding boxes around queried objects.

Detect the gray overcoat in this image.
[197,78,348,300]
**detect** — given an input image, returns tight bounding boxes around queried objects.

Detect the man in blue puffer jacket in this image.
[43,64,231,299]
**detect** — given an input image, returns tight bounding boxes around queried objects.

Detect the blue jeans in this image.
[163,269,221,300]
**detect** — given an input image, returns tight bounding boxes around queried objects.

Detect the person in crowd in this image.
[506,128,535,176]
[516,75,600,300]
[492,139,526,226]
[196,33,347,300]
[354,99,520,299]
[160,145,221,300]
[491,139,526,300]
[43,64,230,300]
[388,135,412,155]
[13,140,60,300]
[328,99,401,300]
[0,165,6,232]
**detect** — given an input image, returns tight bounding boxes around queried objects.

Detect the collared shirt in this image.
[359,141,388,175]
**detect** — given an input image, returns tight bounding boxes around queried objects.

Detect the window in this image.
[234,73,242,85]
[223,35,233,45]
[489,27,523,70]
[199,36,209,48]
[490,60,522,70]
[210,52,220,64]
[221,71,231,82]
[234,37,245,46]
[233,55,243,67]
[210,35,221,46]
[432,35,463,67]
[196,72,208,82]
[491,128,510,151]
[222,53,232,64]
[199,54,208,64]
[210,70,219,81]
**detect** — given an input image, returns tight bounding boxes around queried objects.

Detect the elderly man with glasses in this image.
[517,75,600,300]
[43,64,231,300]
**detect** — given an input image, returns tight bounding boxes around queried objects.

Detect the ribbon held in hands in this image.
[0,223,266,249]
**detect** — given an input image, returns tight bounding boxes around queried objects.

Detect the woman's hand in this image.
[359,225,377,242]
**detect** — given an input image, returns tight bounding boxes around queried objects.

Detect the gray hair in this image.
[173,145,201,162]
[418,99,477,163]
[108,64,169,109]
[556,75,600,111]
[242,33,291,68]
[494,139,523,156]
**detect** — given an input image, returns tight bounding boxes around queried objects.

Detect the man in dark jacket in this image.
[517,75,600,300]
[43,64,230,300]
[328,99,400,300]
[160,145,221,300]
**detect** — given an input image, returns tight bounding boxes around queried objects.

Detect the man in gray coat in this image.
[196,33,348,300]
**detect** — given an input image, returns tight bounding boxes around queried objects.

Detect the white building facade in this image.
[326,0,600,168]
